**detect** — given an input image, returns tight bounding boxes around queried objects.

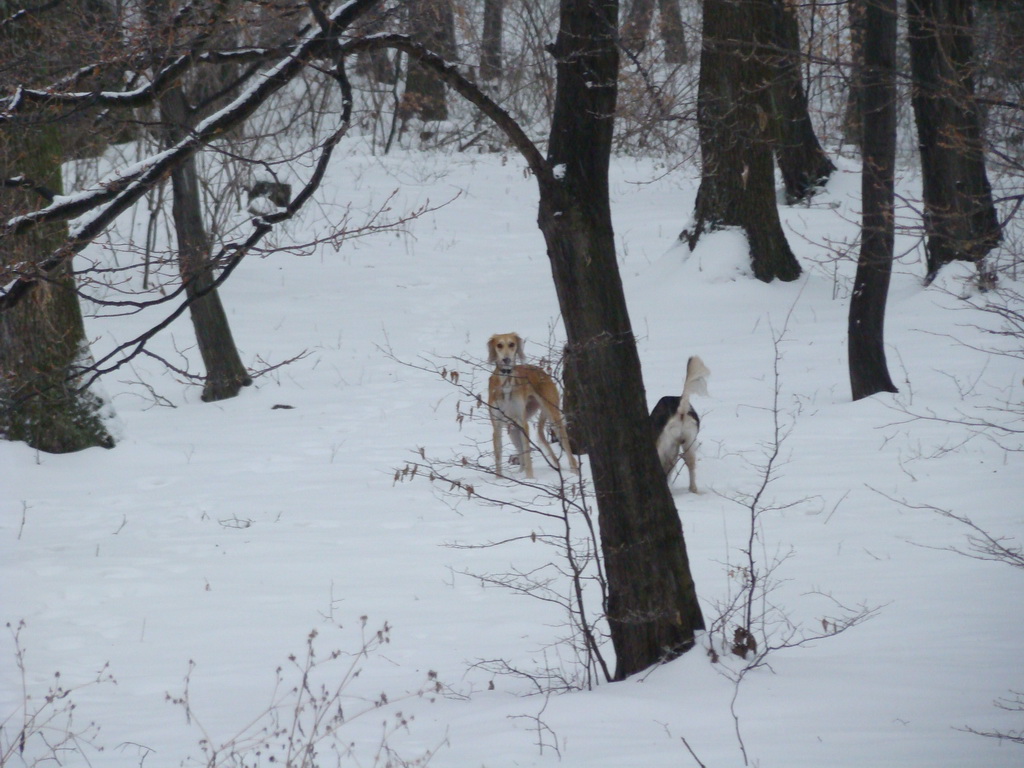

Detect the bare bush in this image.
[1,619,447,768]
[1,620,115,768]
[699,323,881,767]
[387,344,612,692]
[166,619,447,768]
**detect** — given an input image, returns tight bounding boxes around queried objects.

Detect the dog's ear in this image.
[487,335,498,364]
[514,334,526,362]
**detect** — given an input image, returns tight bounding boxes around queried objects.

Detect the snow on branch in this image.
[0,0,382,312]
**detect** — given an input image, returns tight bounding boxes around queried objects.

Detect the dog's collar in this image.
[498,365,515,376]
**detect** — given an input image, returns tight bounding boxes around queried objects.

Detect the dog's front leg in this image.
[492,413,505,478]
[508,421,533,478]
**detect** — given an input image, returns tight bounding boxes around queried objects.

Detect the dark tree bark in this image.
[0,0,116,452]
[542,0,704,680]
[0,124,115,452]
[158,85,252,402]
[480,0,505,81]
[686,0,801,282]
[560,343,589,455]
[842,0,866,149]
[769,0,836,203]
[659,0,689,63]
[907,0,1001,281]
[141,0,250,402]
[974,0,1024,99]
[848,0,899,401]
[355,6,397,84]
[622,0,656,50]
[621,0,688,62]
[143,0,254,405]
[402,0,457,121]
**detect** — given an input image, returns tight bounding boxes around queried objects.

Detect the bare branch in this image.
[874,489,1024,570]
[338,33,552,186]
[2,175,58,202]
[0,0,383,312]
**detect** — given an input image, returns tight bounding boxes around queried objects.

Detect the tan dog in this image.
[487,333,579,479]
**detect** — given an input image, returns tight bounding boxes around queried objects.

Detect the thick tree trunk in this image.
[159,86,251,402]
[659,0,689,63]
[769,0,836,203]
[561,342,589,455]
[0,125,115,452]
[687,0,801,282]
[402,0,457,121]
[622,0,688,61]
[848,0,898,401]
[907,0,1000,281]
[542,0,704,681]
[622,0,656,50]
[0,0,116,452]
[355,7,397,84]
[350,12,705,681]
[480,0,505,81]
[842,0,865,149]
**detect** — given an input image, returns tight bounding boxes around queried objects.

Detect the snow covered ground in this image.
[2,143,1022,767]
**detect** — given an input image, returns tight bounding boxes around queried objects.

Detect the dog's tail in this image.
[679,355,710,411]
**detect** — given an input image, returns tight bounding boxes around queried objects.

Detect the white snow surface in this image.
[2,144,1022,767]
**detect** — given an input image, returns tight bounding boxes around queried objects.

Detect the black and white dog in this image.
[650,356,710,493]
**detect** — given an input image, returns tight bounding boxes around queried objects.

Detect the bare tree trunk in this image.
[542,0,704,680]
[402,0,457,121]
[658,0,689,63]
[842,0,865,149]
[561,342,589,455]
[352,10,706,679]
[769,0,835,202]
[622,0,688,61]
[849,0,898,401]
[907,0,1001,282]
[159,86,252,402]
[687,0,801,282]
[622,0,656,50]
[480,0,505,81]
[355,6,397,84]
[140,0,250,402]
[0,1,116,452]
[0,124,115,452]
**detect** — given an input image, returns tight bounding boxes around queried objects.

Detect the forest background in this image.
[1,1,1023,766]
